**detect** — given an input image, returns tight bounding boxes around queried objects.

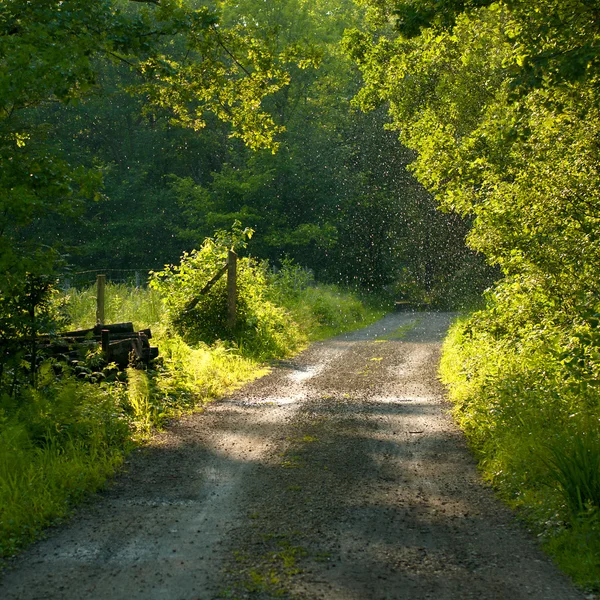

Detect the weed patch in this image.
[223,533,307,599]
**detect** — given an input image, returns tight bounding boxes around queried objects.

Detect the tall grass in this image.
[441,316,600,591]
[0,381,129,557]
[63,283,164,331]
[544,432,600,516]
[127,368,152,434]
[268,263,390,341]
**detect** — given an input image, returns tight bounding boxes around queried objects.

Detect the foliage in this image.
[0,274,71,396]
[441,312,600,590]
[344,0,600,307]
[0,0,483,307]
[149,223,302,359]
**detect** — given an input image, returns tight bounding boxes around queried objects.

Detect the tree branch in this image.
[209,24,252,77]
[102,49,138,69]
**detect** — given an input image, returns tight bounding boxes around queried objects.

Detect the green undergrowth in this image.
[441,311,600,592]
[268,264,389,342]
[0,263,386,561]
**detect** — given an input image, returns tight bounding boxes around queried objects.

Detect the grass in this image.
[224,533,307,598]
[544,432,600,515]
[0,381,130,557]
[61,284,164,332]
[440,315,600,592]
[272,283,389,342]
[0,276,389,561]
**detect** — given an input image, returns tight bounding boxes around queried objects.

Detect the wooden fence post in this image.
[227,250,237,329]
[101,329,110,354]
[96,274,106,325]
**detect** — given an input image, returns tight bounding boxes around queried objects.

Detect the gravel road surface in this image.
[0,312,585,600]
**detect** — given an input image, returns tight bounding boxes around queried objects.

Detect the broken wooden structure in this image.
[183,250,237,329]
[38,322,159,368]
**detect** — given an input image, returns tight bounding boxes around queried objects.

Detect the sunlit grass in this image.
[281,284,390,341]
[0,381,129,558]
[0,437,124,556]
[62,282,164,331]
[440,316,600,591]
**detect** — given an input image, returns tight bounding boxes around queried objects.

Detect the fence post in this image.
[227,250,237,329]
[101,329,110,354]
[96,274,106,325]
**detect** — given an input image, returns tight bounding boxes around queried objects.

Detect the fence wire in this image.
[58,269,153,290]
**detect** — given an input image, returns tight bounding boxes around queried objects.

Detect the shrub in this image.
[440,289,600,589]
[150,223,305,359]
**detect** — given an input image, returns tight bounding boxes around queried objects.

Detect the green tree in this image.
[344,0,600,307]
[0,0,311,385]
[150,0,483,298]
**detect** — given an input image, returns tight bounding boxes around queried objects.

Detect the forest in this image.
[1,0,600,592]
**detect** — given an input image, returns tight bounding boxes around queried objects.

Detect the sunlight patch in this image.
[369,395,435,404]
[248,394,305,405]
[287,365,322,383]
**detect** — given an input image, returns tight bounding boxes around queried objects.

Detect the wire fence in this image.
[58,269,153,290]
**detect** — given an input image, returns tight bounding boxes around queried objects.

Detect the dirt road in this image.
[0,312,584,599]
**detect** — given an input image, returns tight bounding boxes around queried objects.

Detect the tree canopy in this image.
[344,0,600,314]
[1,0,304,288]
[0,0,481,305]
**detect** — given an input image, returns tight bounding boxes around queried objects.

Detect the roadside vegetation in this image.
[0,226,388,561]
[441,303,600,590]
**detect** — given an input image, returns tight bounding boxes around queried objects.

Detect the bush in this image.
[441,287,600,590]
[150,224,305,359]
